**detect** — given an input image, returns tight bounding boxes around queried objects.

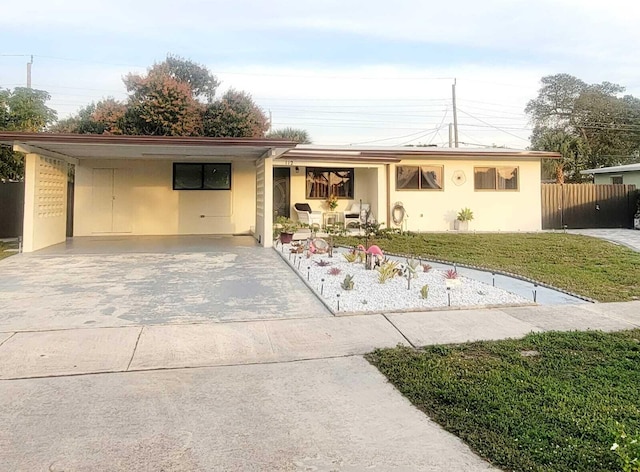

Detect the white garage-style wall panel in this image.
[75,159,256,237]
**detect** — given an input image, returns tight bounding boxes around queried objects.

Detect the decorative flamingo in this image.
[357,244,384,257]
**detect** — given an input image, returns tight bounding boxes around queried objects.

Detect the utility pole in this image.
[26,55,33,88]
[448,123,453,147]
[451,79,459,147]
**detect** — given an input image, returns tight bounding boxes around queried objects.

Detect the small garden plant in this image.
[376,260,399,284]
[444,269,458,279]
[341,274,355,290]
[328,267,342,276]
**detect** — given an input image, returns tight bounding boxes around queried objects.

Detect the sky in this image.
[1,0,639,148]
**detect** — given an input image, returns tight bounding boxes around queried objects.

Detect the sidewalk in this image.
[2,301,640,380]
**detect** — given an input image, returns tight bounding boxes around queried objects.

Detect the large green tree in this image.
[526,74,640,182]
[58,55,271,138]
[202,89,269,138]
[0,88,57,180]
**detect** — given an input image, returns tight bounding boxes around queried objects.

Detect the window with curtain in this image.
[306,168,354,198]
[474,166,518,190]
[173,163,231,190]
[396,165,443,190]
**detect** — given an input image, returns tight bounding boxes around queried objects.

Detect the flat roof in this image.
[0,132,298,161]
[581,162,640,174]
[0,132,561,162]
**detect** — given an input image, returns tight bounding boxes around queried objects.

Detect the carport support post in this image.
[261,155,274,248]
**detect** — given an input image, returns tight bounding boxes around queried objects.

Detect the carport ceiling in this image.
[0,133,297,161]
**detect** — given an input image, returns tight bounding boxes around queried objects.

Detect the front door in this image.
[273,167,290,219]
[92,169,132,233]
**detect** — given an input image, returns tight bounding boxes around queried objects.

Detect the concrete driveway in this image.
[568,228,640,252]
[0,235,329,331]
[0,356,493,471]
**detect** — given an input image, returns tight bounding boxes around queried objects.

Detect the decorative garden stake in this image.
[321,278,325,295]
[447,287,451,306]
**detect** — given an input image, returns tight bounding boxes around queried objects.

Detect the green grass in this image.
[367,330,640,472]
[335,232,640,302]
[0,240,18,261]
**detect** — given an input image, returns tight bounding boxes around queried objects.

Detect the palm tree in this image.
[267,127,312,144]
[534,130,586,183]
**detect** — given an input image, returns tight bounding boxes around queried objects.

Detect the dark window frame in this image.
[396,165,444,191]
[172,163,232,191]
[473,166,519,191]
[611,175,623,185]
[305,167,355,199]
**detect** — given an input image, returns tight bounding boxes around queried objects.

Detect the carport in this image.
[0,133,296,253]
[0,234,330,331]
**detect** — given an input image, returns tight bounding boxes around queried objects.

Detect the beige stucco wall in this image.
[276,158,541,232]
[594,172,640,187]
[74,159,256,236]
[389,158,542,231]
[22,153,68,252]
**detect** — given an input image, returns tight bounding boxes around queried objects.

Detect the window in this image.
[396,165,443,190]
[474,166,518,190]
[306,168,354,199]
[611,176,623,184]
[173,163,231,190]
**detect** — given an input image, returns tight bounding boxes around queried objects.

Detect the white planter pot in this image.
[454,220,469,231]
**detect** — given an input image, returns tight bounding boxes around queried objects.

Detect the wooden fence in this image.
[541,183,638,229]
[0,181,24,238]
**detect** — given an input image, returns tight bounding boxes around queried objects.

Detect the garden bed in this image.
[278,244,530,313]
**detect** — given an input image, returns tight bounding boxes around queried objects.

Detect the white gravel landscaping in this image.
[278,244,530,313]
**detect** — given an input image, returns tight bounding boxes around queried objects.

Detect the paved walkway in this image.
[3,302,640,470]
[2,301,639,380]
[568,228,640,252]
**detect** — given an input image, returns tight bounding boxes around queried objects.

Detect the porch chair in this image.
[343,202,370,228]
[294,203,322,227]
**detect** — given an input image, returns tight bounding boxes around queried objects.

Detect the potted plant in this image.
[454,207,474,231]
[274,216,299,244]
[325,194,339,211]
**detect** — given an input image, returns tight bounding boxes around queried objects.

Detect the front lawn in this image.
[335,232,640,302]
[368,330,640,472]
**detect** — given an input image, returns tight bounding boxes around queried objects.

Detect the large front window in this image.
[306,167,354,199]
[474,166,518,190]
[396,165,443,190]
[173,163,232,190]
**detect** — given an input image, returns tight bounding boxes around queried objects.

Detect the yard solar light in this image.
[321,278,325,295]
[492,272,496,287]
[533,284,538,303]
[336,293,340,311]
[307,266,310,281]
[447,286,451,307]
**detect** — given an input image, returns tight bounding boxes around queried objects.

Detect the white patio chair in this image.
[343,202,370,228]
[294,203,322,227]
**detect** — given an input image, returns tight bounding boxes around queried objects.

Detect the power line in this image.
[457,108,530,142]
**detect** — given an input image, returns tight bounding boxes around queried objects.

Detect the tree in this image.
[267,127,311,143]
[202,89,269,138]
[526,74,640,178]
[150,55,219,103]
[121,72,203,136]
[53,98,126,135]
[0,88,57,180]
